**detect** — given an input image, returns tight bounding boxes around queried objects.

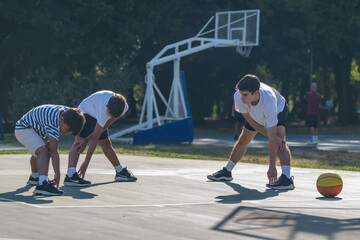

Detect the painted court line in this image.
[2,196,360,209]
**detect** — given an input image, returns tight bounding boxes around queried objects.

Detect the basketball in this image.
[316,173,343,198]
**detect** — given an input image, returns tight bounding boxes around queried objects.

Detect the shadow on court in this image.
[59,181,116,199]
[0,181,120,203]
[214,181,286,204]
[0,185,53,204]
[213,206,360,239]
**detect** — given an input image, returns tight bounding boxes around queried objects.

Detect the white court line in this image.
[0,197,43,208]
[3,196,360,209]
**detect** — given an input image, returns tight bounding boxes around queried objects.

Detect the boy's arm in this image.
[48,136,61,188]
[242,113,267,136]
[75,118,118,154]
[102,117,118,131]
[78,123,103,178]
[266,125,278,184]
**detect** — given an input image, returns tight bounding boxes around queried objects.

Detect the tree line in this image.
[0,0,359,131]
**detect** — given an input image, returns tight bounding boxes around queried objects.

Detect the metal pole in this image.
[0,112,4,140]
[310,45,313,90]
[146,67,153,129]
[173,58,180,118]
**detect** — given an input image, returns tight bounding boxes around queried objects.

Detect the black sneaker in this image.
[266,174,295,190]
[115,167,137,182]
[27,175,39,185]
[207,167,233,181]
[33,180,63,196]
[64,172,91,187]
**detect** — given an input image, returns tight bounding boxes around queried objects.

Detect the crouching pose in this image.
[207,74,295,190]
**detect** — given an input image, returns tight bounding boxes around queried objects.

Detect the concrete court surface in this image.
[1,154,360,240]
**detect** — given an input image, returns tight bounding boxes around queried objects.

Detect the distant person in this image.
[15,105,85,195]
[304,83,328,145]
[232,102,245,140]
[208,74,295,190]
[65,90,137,187]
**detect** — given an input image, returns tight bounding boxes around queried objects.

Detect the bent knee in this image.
[99,138,112,149]
[35,146,50,158]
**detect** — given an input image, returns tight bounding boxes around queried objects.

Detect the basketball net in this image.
[236,45,253,58]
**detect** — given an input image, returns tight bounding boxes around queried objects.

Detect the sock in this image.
[115,164,124,173]
[315,136,318,141]
[39,175,48,185]
[225,160,236,172]
[281,165,291,178]
[31,172,39,178]
[312,136,316,141]
[67,167,77,178]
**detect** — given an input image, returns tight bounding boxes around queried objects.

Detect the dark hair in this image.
[107,93,127,118]
[235,74,260,94]
[61,108,85,136]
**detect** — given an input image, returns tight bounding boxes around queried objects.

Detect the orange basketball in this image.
[316,173,343,198]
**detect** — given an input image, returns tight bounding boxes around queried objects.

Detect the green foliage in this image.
[1,0,360,128]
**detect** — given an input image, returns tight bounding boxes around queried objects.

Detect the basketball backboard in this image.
[197,10,260,46]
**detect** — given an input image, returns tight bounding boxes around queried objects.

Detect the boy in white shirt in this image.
[64,90,136,186]
[207,74,294,190]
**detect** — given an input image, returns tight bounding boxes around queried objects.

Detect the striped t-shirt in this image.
[15,104,68,140]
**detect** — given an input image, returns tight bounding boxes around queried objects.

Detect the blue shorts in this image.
[244,103,289,131]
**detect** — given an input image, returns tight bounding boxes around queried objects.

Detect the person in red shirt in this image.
[304,83,328,145]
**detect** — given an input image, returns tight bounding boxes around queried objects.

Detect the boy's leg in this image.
[64,136,91,186]
[27,155,39,185]
[36,146,51,181]
[266,125,295,190]
[229,128,257,164]
[68,136,82,169]
[33,146,63,195]
[207,128,256,181]
[15,129,43,185]
[99,137,137,182]
[277,126,291,167]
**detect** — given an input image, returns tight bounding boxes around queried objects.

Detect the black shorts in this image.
[234,111,246,124]
[79,114,109,140]
[306,114,318,128]
[244,103,289,131]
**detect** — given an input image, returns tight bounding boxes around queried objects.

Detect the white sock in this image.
[39,175,48,185]
[31,172,39,178]
[115,164,124,173]
[281,165,291,178]
[225,160,236,172]
[67,167,77,178]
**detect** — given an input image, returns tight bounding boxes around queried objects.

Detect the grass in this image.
[2,135,360,172]
[1,117,359,171]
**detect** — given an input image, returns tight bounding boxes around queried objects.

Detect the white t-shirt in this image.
[234,82,285,128]
[78,90,128,127]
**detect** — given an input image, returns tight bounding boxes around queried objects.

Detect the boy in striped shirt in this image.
[15,105,85,195]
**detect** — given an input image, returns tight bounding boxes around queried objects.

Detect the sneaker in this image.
[307,140,318,145]
[115,167,137,182]
[33,180,63,196]
[266,174,295,190]
[64,172,91,187]
[27,175,39,185]
[207,167,233,181]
